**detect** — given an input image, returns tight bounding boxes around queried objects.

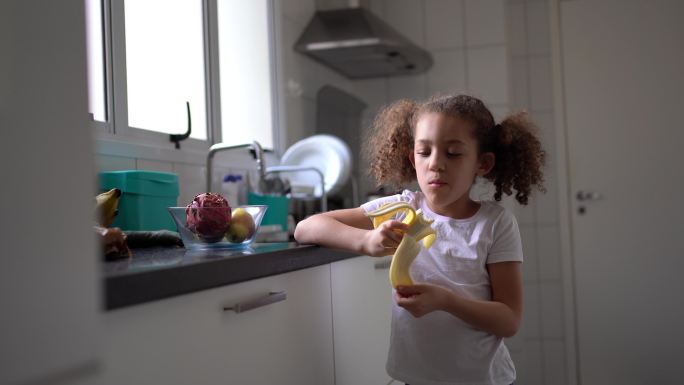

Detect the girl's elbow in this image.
[499,320,521,338]
[294,215,318,243]
[293,220,308,243]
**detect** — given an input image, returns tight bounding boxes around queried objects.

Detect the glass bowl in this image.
[168,205,267,250]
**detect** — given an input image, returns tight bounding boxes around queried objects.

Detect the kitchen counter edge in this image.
[104,244,360,311]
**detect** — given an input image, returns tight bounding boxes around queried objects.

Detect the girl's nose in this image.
[428,153,445,171]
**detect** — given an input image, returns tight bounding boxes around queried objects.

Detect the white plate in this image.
[280,134,352,196]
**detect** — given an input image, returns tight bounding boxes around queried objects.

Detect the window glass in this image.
[86,0,106,122]
[218,0,274,148]
[124,0,207,140]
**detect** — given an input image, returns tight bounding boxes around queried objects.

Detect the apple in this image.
[226,207,256,243]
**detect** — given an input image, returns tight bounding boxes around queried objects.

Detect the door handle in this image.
[223,291,287,313]
[576,190,603,201]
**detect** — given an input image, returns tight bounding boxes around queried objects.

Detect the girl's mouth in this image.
[428,180,446,187]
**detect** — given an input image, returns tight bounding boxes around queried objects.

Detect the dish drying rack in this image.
[206,141,327,212]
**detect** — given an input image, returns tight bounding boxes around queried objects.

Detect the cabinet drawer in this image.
[95,265,334,385]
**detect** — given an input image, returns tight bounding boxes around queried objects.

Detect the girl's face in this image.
[409,112,494,218]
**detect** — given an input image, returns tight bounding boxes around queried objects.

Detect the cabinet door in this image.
[93,265,334,385]
[331,256,394,385]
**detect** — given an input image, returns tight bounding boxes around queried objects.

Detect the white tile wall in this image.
[543,339,568,385]
[512,339,544,385]
[513,199,537,226]
[519,225,539,281]
[508,1,527,56]
[540,281,565,339]
[387,74,427,101]
[173,162,207,208]
[281,0,316,26]
[467,46,510,105]
[525,0,550,55]
[136,159,174,173]
[522,283,542,339]
[425,0,465,49]
[98,155,136,172]
[537,224,561,280]
[505,1,569,384]
[510,57,530,109]
[528,55,554,111]
[535,164,559,224]
[351,78,388,112]
[427,49,467,96]
[384,0,425,46]
[465,0,506,46]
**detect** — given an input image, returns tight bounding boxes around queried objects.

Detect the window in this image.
[86,0,107,122]
[124,0,207,140]
[86,0,277,150]
[217,0,275,148]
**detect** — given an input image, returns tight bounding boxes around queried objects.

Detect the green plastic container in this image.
[247,192,289,232]
[100,170,179,231]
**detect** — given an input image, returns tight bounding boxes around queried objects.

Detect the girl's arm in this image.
[396,261,522,338]
[294,208,409,257]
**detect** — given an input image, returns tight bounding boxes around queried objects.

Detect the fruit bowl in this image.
[168,205,267,250]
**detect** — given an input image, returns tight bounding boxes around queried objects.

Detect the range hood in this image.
[294,7,433,79]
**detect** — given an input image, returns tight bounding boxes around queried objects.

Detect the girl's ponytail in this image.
[365,100,418,187]
[486,111,546,205]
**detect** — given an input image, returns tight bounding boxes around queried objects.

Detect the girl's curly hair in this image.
[364,94,546,205]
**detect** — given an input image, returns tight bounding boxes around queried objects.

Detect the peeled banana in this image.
[366,202,436,288]
[95,188,121,227]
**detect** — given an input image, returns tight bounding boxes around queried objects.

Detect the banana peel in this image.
[366,202,436,288]
[95,188,121,227]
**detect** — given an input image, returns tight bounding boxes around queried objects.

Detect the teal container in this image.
[100,170,179,231]
[247,192,289,232]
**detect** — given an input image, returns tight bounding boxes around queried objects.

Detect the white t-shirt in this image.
[361,190,523,385]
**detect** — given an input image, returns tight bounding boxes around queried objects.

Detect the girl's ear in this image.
[478,152,495,176]
[409,151,416,169]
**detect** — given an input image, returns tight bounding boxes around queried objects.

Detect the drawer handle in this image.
[374,259,391,270]
[223,291,287,313]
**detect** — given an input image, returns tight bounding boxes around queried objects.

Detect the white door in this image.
[559,0,684,383]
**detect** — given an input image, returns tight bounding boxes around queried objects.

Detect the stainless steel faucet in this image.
[206,140,327,213]
[206,141,264,192]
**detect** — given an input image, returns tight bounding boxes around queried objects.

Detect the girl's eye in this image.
[416,151,430,157]
[447,152,462,158]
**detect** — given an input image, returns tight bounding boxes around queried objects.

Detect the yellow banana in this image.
[366,202,436,288]
[95,188,121,227]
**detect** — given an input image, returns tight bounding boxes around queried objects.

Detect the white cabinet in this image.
[331,256,394,385]
[92,265,334,385]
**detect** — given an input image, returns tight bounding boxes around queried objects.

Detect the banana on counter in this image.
[95,188,121,228]
[94,188,132,260]
[365,202,436,288]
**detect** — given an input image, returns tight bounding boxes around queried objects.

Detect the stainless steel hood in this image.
[294,7,433,79]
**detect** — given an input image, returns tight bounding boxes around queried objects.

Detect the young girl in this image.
[294,94,545,385]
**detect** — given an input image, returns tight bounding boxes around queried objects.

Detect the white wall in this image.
[507,0,568,384]
[1,1,101,383]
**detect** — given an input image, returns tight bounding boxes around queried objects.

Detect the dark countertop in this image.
[104,242,359,310]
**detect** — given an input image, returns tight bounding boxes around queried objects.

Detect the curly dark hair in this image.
[364,94,546,205]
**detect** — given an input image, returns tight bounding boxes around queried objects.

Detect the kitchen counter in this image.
[104,243,359,310]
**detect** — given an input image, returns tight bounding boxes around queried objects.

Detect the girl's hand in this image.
[395,283,454,318]
[361,220,409,257]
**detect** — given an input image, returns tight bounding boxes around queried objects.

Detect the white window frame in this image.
[93,0,279,161]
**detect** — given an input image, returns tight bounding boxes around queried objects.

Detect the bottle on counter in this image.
[222,174,246,207]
